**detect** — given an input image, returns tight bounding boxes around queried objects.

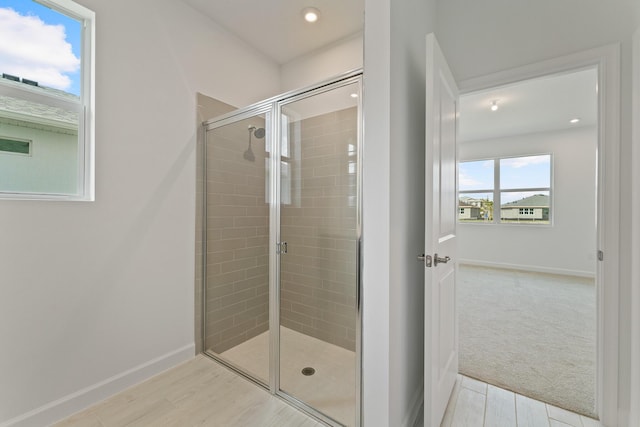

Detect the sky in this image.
[459,155,551,204]
[0,0,81,95]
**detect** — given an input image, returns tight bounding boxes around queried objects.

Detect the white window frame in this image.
[0,0,95,201]
[459,153,552,225]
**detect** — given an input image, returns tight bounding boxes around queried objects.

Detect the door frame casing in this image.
[630,26,640,427]
[458,44,620,425]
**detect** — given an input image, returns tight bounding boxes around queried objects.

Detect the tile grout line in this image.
[514,392,519,427]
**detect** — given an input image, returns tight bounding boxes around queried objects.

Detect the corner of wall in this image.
[628,25,640,427]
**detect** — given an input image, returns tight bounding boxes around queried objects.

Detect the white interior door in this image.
[423,33,459,427]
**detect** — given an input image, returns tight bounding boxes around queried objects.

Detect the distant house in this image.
[459,201,482,220]
[500,194,550,221]
[0,74,79,194]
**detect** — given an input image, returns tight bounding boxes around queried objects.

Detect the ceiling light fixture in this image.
[570,118,581,124]
[350,93,358,98]
[302,7,320,23]
[490,100,499,112]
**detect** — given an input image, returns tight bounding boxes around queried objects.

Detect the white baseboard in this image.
[1,344,195,427]
[403,385,424,427]
[458,259,596,279]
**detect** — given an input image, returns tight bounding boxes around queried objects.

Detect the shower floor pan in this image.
[216,326,356,426]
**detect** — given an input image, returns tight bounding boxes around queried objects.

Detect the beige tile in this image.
[547,404,583,426]
[53,413,104,427]
[450,388,485,427]
[55,356,324,427]
[461,375,487,395]
[580,415,604,427]
[485,384,516,427]
[516,394,551,427]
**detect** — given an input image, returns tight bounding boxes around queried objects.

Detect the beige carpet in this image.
[458,264,597,418]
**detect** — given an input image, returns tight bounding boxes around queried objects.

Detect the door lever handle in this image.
[434,254,450,266]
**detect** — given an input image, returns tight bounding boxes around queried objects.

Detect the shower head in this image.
[249,125,265,139]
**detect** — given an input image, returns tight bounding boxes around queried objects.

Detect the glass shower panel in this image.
[278,82,360,426]
[204,112,271,385]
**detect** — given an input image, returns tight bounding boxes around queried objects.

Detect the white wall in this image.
[459,127,597,277]
[436,1,636,424]
[280,33,363,92]
[0,0,280,425]
[362,1,391,424]
[362,0,436,425]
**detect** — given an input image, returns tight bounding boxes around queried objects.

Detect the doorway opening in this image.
[457,67,599,418]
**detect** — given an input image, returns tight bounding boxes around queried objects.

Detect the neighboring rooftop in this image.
[502,194,550,208]
[0,73,79,127]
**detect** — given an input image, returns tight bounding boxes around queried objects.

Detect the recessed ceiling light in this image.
[302,7,320,23]
[570,118,581,124]
[350,93,358,98]
[490,100,499,111]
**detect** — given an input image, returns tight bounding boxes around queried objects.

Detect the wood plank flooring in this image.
[54,355,599,427]
[53,355,324,427]
[441,375,603,427]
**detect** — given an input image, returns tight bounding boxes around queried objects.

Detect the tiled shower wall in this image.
[280,107,358,351]
[196,93,234,354]
[203,116,270,354]
[198,101,358,354]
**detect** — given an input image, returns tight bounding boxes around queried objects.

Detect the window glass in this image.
[458,192,494,222]
[459,155,551,225]
[459,159,493,191]
[0,0,94,199]
[500,191,550,223]
[500,155,551,189]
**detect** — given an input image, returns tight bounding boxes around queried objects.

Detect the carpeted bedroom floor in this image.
[458,264,596,418]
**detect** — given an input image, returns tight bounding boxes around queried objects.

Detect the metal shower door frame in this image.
[202,69,363,427]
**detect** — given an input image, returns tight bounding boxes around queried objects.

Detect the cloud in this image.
[459,160,493,189]
[501,155,550,169]
[0,7,79,91]
[459,172,486,188]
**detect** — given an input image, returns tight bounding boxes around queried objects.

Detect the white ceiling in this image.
[459,68,598,142]
[182,0,365,65]
[181,2,596,142]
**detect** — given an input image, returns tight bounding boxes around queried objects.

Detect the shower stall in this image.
[201,72,362,426]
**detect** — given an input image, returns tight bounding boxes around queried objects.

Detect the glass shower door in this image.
[277,80,361,426]
[203,110,271,385]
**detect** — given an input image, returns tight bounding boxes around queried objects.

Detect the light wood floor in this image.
[54,355,324,427]
[54,355,600,427]
[442,375,602,427]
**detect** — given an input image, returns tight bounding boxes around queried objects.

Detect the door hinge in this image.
[277,242,288,254]
[598,250,604,261]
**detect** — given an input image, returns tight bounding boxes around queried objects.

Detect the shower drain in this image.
[301,367,316,376]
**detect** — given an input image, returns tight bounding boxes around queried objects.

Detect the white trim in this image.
[0,344,195,427]
[459,259,596,279]
[629,26,640,427]
[402,385,424,427]
[459,43,621,426]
